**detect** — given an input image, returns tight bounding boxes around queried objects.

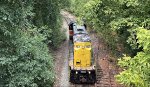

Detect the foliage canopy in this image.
[0,0,69,86]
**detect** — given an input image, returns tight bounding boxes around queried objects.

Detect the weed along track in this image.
[54,10,124,87]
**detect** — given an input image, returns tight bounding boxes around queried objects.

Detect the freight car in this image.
[68,22,96,83]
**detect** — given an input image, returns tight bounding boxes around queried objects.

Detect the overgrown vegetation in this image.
[68,0,150,86]
[0,0,69,86]
[33,0,67,49]
[116,28,150,87]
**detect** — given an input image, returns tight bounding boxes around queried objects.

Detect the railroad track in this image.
[94,34,124,87]
[62,11,96,87]
[61,10,123,87]
[61,10,75,25]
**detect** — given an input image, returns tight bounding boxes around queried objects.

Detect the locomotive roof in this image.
[73,34,91,42]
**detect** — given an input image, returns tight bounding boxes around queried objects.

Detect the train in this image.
[68,21,96,83]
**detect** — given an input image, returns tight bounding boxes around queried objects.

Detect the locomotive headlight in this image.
[76,71,78,74]
[88,71,91,74]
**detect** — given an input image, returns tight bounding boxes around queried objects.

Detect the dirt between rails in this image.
[53,10,125,87]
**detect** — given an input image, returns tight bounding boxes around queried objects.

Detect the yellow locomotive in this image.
[68,22,96,83]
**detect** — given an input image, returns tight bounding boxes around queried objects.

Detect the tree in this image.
[116,28,150,87]
[0,0,67,86]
